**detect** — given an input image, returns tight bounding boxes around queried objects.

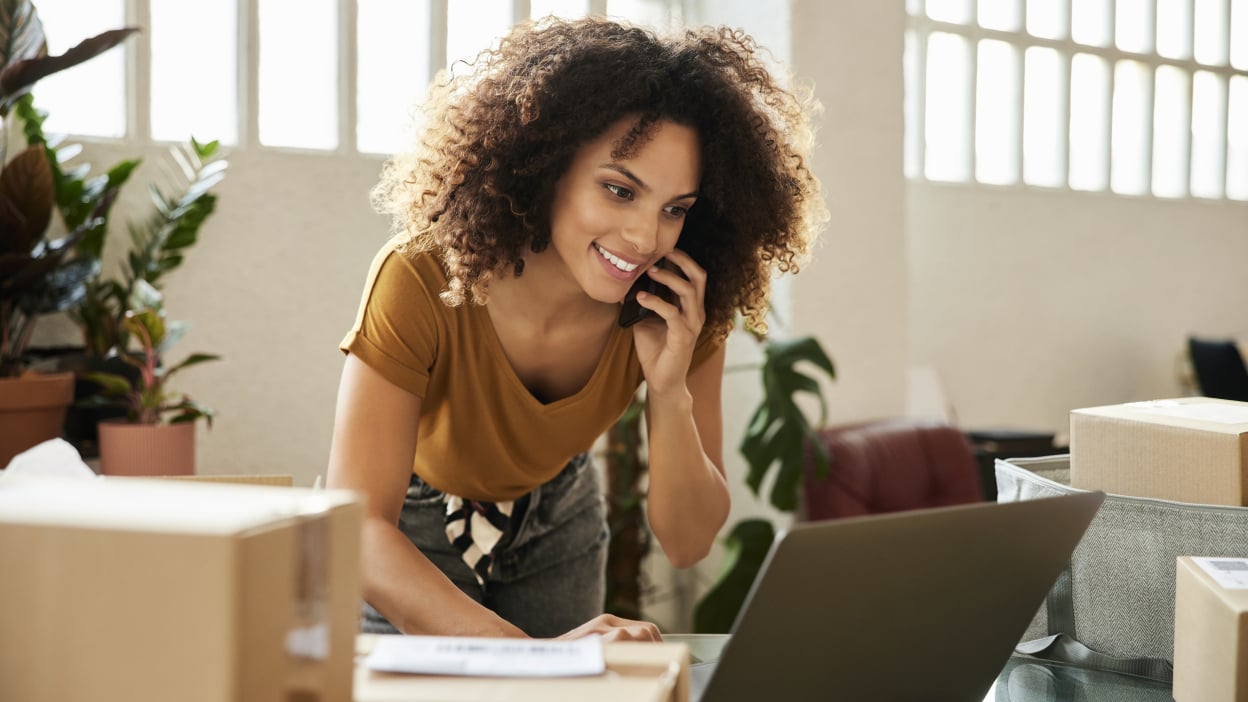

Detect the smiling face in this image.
[545,117,701,304]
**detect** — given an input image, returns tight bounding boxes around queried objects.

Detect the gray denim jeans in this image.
[361,453,609,638]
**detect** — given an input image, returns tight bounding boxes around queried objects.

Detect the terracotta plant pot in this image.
[0,371,75,468]
[97,420,196,476]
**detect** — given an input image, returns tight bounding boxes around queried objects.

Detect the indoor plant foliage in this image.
[13,96,227,359]
[0,3,138,376]
[0,0,138,466]
[82,281,219,427]
[68,132,226,358]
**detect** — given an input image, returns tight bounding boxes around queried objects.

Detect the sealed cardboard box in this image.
[0,476,362,702]
[162,473,295,487]
[1174,556,1248,702]
[353,634,691,702]
[1070,397,1248,504]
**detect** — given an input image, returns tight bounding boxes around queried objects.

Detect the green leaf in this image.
[162,349,220,377]
[191,136,219,159]
[122,308,165,350]
[128,278,163,311]
[163,226,198,250]
[766,336,836,380]
[768,451,804,512]
[83,371,132,396]
[692,519,775,633]
[735,335,837,514]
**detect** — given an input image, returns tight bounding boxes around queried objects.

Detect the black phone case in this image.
[618,259,684,328]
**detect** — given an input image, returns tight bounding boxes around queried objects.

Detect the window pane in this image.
[925,32,972,182]
[607,0,670,28]
[1233,0,1248,69]
[1027,1,1068,39]
[1072,0,1113,47]
[532,0,590,20]
[1069,53,1111,191]
[905,30,920,179]
[1111,60,1151,195]
[1152,66,1191,197]
[29,0,126,138]
[447,0,512,71]
[1227,76,1248,199]
[358,0,430,155]
[927,0,973,24]
[150,0,237,144]
[979,0,1022,31]
[1156,0,1194,59]
[259,0,338,149]
[1023,47,1065,187]
[1116,0,1155,53]
[1191,71,1228,197]
[1194,0,1230,65]
[976,40,1020,185]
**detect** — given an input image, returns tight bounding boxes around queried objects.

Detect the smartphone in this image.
[618,258,685,328]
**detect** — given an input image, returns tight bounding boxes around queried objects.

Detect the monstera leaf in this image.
[740,336,837,512]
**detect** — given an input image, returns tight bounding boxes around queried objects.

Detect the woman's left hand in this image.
[631,247,706,398]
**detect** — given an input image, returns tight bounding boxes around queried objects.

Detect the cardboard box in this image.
[0,476,363,702]
[1174,556,1248,702]
[353,634,690,702]
[161,473,295,487]
[1070,397,1248,504]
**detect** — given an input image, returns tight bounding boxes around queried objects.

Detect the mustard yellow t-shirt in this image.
[340,242,722,502]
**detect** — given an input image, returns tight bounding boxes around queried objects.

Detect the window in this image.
[30,0,686,156]
[31,0,126,138]
[906,0,1248,201]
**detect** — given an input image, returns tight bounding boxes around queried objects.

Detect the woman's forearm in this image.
[643,388,730,568]
[360,517,527,637]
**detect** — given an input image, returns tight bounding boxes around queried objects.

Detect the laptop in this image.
[684,491,1104,702]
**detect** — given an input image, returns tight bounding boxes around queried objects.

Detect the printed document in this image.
[363,634,605,677]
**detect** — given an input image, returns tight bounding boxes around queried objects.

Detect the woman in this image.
[328,16,824,641]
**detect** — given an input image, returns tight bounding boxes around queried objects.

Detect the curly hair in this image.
[371,16,826,337]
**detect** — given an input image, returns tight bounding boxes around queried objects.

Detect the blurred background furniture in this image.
[965,428,1062,501]
[1187,336,1248,402]
[801,418,983,521]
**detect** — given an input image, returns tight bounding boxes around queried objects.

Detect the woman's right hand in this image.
[554,614,663,642]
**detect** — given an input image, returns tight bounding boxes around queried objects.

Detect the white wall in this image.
[909,184,1248,437]
[34,144,390,481]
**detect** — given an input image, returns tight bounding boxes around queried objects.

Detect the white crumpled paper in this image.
[0,438,96,480]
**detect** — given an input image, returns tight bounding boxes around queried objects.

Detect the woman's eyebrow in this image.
[601,163,699,200]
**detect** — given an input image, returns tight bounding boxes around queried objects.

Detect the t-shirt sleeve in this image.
[339,245,439,398]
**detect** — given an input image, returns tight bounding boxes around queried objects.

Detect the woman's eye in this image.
[664,205,689,218]
[604,183,633,200]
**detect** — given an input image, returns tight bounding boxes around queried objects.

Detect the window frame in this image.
[906,0,1248,201]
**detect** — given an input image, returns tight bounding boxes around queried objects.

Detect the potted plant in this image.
[0,1,137,466]
[23,107,229,456]
[5,9,227,457]
[81,280,219,476]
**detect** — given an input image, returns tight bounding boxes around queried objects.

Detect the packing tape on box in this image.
[285,500,332,661]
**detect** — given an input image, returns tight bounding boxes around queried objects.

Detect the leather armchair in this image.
[801,418,984,521]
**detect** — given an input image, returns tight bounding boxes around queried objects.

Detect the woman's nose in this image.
[620,211,659,255]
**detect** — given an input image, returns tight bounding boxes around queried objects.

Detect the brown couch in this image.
[802,418,984,521]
